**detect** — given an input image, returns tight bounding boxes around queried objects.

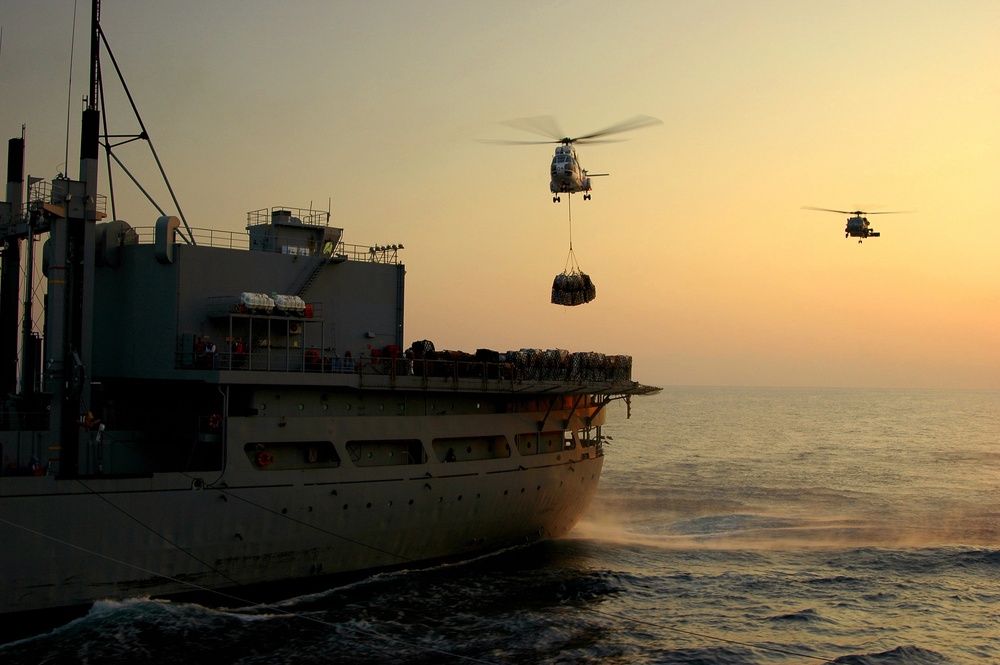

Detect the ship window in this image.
[346,439,426,467]
[244,441,340,470]
[518,431,563,456]
[432,435,510,462]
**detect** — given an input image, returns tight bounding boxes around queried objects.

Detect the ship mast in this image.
[45,0,102,474]
[0,134,25,402]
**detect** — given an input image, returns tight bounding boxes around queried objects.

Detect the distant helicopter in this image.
[802,207,910,243]
[482,115,662,202]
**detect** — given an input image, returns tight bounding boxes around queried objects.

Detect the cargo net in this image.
[505,348,632,383]
[552,246,596,306]
[551,269,596,306]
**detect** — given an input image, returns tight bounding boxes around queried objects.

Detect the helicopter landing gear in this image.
[553,195,561,203]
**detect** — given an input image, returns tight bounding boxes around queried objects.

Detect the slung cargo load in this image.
[551,269,597,306]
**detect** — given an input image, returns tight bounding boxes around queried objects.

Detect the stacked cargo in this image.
[504,348,630,383]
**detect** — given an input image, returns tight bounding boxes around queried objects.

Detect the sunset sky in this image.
[3,1,998,389]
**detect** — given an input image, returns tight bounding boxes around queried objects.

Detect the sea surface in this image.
[3,387,998,664]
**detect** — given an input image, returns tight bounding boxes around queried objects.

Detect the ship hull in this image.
[1,406,605,616]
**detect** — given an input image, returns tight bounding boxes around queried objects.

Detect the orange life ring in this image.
[208,413,222,430]
[256,450,275,467]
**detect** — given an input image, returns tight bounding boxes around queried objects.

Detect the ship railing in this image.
[246,207,328,227]
[174,352,633,389]
[388,357,632,385]
[129,226,249,249]
[21,178,108,220]
[126,226,385,262]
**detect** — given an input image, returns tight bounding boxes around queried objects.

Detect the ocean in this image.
[2,387,997,664]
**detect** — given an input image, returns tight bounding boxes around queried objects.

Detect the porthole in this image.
[408,499,414,505]
[379,404,384,411]
[346,404,352,411]
[298,403,304,411]
[387,500,393,507]
[322,403,329,411]
[366,502,372,508]
[458,495,463,501]
[342,504,349,510]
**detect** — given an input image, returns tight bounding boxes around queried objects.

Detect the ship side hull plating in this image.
[1,407,604,615]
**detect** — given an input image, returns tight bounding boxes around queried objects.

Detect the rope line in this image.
[0,515,494,664]
[213,485,414,563]
[563,194,582,274]
[74,479,243,587]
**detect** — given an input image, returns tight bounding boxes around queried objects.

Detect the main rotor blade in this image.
[476,138,561,145]
[802,206,912,215]
[572,115,663,142]
[496,115,565,141]
[802,206,852,214]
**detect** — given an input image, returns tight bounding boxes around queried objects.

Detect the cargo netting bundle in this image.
[551,270,596,306]
[504,348,633,382]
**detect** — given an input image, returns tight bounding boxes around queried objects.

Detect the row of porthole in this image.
[360,444,528,462]
[257,402,478,413]
[321,473,597,511]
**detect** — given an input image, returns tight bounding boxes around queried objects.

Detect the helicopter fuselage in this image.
[846,215,879,240]
[549,145,591,201]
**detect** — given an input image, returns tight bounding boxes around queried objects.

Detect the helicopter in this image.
[802,207,909,243]
[482,115,662,202]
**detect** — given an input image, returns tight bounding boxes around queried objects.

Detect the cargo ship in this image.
[0,0,656,631]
